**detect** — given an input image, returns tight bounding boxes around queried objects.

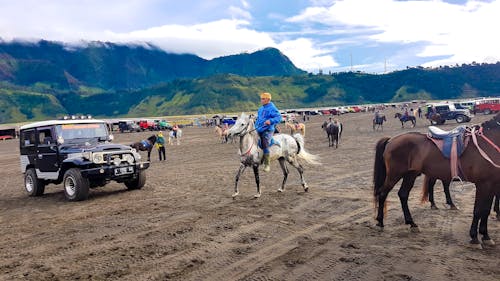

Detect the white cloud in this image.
[277,38,339,70]
[288,0,500,67]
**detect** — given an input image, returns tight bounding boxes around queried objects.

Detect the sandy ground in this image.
[0,108,499,281]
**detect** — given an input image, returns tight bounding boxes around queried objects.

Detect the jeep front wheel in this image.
[456,115,465,123]
[63,168,90,201]
[25,168,45,196]
[125,170,146,190]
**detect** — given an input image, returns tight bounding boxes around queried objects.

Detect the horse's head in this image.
[147,134,157,144]
[227,112,253,137]
[483,113,500,131]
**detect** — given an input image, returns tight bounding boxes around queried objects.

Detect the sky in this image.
[0,0,498,74]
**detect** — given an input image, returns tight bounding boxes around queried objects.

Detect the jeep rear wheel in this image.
[125,170,146,190]
[25,168,45,196]
[63,168,90,201]
[484,109,492,115]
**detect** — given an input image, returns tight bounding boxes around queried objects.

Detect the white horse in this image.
[227,112,320,198]
[168,129,182,145]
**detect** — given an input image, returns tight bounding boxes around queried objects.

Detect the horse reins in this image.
[470,126,500,168]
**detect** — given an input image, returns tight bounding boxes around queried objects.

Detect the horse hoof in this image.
[449,205,459,211]
[232,192,239,198]
[375,225,384,232]
[468,240,483,250]
[431,205,439,210]
[277,188,284,193]
[409,226,420,233]
[254,193,261,198]
[303,186,309,192]
[482,239,495,246]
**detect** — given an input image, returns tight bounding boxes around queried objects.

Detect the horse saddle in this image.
[141,140,151,148]
[427,126,467,159]
[258,138,280,149]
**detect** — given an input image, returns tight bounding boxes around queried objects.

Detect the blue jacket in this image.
[255,102,282,133]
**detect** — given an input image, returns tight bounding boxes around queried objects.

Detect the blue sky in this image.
[0,0,498,73]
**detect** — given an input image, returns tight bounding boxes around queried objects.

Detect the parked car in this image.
[474,97,500,115]
[118,120,140,133]
[139,120,156,131]
[222,117,236,125]
[19,119,150,201]
[425,103,472,125]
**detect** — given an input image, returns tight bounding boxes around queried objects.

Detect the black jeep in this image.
[425,103,472,125]
[19,119,150,201]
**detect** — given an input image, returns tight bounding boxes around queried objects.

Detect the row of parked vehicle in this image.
[116,119,172,133]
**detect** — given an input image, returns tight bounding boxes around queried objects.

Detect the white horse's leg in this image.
[233,164,246,198]
[252,165,261,198]
[277,158,289,192]
[288,157,308,191]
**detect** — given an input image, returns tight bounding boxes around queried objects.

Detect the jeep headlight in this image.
[82,151,92,160]
[123,154,135,164]
[113,157,122,166]
[92,153,104,163]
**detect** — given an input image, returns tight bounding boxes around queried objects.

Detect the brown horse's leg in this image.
[442,180,458,210]
[494,196,500,220]
[398,173,419,229]
[478,191,494,245]
[277,158,289,192]
[470,186,494,246]
[427,177,438,209]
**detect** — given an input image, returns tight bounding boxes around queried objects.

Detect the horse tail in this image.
[293,133,321,165]
[421,175,430,203]
[373,137,390,198]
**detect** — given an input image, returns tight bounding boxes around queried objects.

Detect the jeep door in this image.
[36,127,59,175]
[20,129,37,172]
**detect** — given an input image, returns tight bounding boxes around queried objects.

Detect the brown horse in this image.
[130,135,157,161]
[373,115,386,131]
[285,121,306,136]
[394,112,416,128]
[214,125,229,143]
[373,113,500,247]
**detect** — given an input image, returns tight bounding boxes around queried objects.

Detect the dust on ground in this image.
[0,108,498,281]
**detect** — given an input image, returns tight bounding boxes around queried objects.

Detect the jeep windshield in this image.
[55,123,109,144]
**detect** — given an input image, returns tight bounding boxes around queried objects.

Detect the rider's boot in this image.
[262,154,271,172]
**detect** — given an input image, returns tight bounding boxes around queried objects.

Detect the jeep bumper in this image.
[80,162,150,180]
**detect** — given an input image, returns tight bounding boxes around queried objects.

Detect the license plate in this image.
[114,166,134,176]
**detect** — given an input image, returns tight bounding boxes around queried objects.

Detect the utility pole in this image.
[350,53,353,72]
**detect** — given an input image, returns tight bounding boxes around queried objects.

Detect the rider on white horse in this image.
[255,92,282,172]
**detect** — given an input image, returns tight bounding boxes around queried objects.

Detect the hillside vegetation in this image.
[0,40,499,123]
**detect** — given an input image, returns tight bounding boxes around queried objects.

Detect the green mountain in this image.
[0,39,499,123]
[0,40,304,90]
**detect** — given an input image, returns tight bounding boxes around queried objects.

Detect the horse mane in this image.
[147,135,157,143]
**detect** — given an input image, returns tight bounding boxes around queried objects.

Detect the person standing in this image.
[417,107,422,118]
[255,92,282,172]
[172,123,179,138]
[157,131,166,161]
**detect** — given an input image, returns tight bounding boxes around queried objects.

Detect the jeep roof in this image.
[20,119,107,131]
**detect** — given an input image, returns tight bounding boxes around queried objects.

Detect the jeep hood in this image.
[60,143,132,154]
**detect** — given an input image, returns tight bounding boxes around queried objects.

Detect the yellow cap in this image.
[260,92,272,100]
